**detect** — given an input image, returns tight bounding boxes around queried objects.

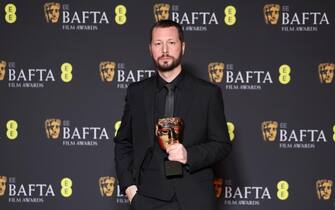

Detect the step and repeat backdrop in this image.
[0,0,334,210]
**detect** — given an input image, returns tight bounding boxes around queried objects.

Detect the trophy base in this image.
[164,160,183,177]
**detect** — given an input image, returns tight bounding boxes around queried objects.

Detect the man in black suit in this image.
[114,20,232,210]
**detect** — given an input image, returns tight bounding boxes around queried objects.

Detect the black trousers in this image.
[130,193,181,210]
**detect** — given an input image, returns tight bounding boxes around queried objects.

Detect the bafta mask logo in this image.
[99,176,116,197]
[208,62,224,83]
[99,61,116,82]
[155,117,183,150]
[0,176,7,196]
[45,119,61,139]
[153,3,170,22]
[264,4,280,25]
[318,63,334,84]
[261,121,278,141]
[44,2,61,23]
[316,179,333,200]
[213,178,223,198]
[0,60,6,81]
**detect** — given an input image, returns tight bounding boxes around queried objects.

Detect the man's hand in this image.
[166,143,187,164]
[125,185,138,203]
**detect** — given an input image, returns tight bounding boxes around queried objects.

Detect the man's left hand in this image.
[166,143,187,164]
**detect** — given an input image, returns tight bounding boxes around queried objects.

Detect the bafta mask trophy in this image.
[156,117,184,177]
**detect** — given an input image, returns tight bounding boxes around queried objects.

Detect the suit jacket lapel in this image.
[143,76,156,148]
[175,72,195,124]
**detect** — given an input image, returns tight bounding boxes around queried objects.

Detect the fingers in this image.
[166,143,187,164]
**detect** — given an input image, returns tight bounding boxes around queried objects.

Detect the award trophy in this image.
[155,117,184,177]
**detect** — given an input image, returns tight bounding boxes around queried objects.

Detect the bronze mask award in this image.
[155,117,184,177]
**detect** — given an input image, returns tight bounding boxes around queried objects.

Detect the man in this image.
[114,20,232,210]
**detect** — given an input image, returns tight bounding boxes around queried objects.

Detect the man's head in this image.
[100,61,116,82]
[0,60,6,81]
[213,178,223,198]
[261,121,278,141]
[264,4,280,25]
[316,179,333,200]
[44,2,61,23]
[208,62,224,83]
[45,119,61,139]
[99,176,116,197]
[153,3,170,22]
[149,20,185,72]
[319,63,334,84]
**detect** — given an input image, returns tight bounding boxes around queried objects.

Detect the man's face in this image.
[213,178,223,198]
[209,63,224,83]
[319,64,334,83]
[156,118,183,150]
[149,26,185,72]
[264,5,280,24]
[46,119,61,139]
[317,180,333,200]
[45,3,60,23]
[0,176,7,196]
[0,61,6,80]
[100,62,115,82]
[100,177,115,197]
[262,122,278,141]
[155,4,170,21]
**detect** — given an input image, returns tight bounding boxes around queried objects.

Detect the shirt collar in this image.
[156,70,185,92]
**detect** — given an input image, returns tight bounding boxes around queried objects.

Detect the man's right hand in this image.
[125,185,138,203]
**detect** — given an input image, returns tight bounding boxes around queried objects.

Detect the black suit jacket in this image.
[114,71,232,210]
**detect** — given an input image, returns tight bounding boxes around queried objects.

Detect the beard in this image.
[152,51,183,72]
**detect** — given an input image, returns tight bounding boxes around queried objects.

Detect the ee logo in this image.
[61,63,73,83]
[114,121,121,137]
[277,180,289,200]
[115,5,127,25]
[227,122,235,141]
[61,177,73,198]
[224,5,236,26]
[279,64,291,85]
[5,3,17,23]
[6,120,18,140]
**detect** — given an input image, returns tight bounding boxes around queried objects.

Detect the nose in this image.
[161,43,168,54]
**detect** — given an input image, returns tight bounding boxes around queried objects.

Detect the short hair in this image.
[150,20,184,43]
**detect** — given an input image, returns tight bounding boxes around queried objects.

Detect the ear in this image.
[181,42,185,56]
[149,44,153,56]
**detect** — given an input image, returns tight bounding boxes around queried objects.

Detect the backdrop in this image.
[0,0,334,210]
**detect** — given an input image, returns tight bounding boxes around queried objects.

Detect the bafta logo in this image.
[208,62,224,83]
[44,2,61,23]
[99,176,116,197]
[213,178,223,198]
[156,117,184,177]
[99,61,116,82]
[45,119,61,139]
[0,60,6,81]
[316,179,333,200]
[0,176,7,196]
[318,63,334,84]
[153,3,170,22]
[261,121,278,141]
[264,4,280,25]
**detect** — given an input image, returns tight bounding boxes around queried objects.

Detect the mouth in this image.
[159,56,173,62]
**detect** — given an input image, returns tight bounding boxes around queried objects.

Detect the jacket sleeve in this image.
[114,86,135,193]
[186,86,232,173]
